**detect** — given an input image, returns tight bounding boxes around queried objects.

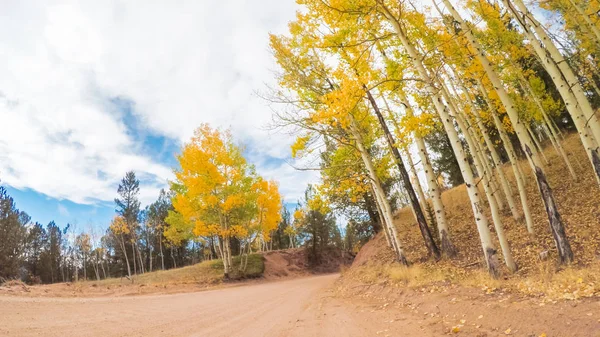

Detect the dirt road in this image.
[0,274,430,337]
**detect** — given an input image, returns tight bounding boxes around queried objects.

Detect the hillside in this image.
[332,134,600,335]
[342,133,600,300]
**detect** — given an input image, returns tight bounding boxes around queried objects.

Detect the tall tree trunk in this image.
[397,91,456,256]
[449,70,521,221]
[379,3,499,275]
[147,224,153,273]
[159,227,165,270]
[93,260,100,281]
[478,79,535,233]
[365,88,441,260]
[119,236,132,278]
[440,79,506,211]
[132,241,137,275]
[446,0,573,262]
[372,186,392,248]
[404,147,428,209]
[527,125,549,165]
[349,114,408,265]
[447,88,518,272]
[473,109,521,221]
[519,76,577,179]
[100,256,107,279]
[137,243,145,274]
[171,246,177,269]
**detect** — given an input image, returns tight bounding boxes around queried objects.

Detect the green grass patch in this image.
[210,254,265,280]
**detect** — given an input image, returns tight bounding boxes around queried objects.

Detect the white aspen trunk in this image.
[365,89,440,259]
[100,258,107,279]
[521,77,578,179]
[93,260,100,281]
[379,4,500,275]
[444,0,573,263]
[223,236,232,278]
[137,243,145,274]
[541,124,560,155]
[449,69,521,220]
[404,147,428,208]
[373,184,403,259]
[119,235,132,278]
[441,80,507,211]
[170,246,177,269]
[474,111,522,221]
[132,241,137,275]
[159,227,165,270]
[396,91,456,256]
[504,0,600,185]
[373,185,392,248]
[215,237,223,260]
[527,125,549,165]
[147,225,153,273]
[550,116,565,140]
[349,114,408,264]
[447,90,518,272]
[477,52,534,235]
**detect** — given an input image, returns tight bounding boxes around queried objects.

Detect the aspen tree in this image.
[403,146,428,210]
[364,89,441,259]
[442,0,573,262]
[394,90,457,256]
[518,77,577,179]
[440,74,507,211]
[372,185,392,248]
[440,78,517,272]
[470,0,597,182]
[565,0,600,44]
[479,79,534,234]
[349,114,408,264]
[502,0,600,184]
[377,1,500,275]
[453,76,521,221]
[375,46,454,253]
[317,15,441,258]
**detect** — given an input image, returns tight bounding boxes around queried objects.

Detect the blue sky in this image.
[0,0,319,232]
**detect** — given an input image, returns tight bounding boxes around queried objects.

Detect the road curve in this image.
[0,274,404,337]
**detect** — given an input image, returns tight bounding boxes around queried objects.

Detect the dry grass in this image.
[0,254,266,297]
[87,254,265,287]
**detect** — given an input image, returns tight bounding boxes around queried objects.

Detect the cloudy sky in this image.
[0,0,317,229]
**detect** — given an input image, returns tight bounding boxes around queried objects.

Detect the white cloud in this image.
[0,0,314,206]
